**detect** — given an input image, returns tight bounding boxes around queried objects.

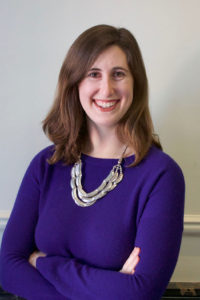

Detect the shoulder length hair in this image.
[42,24,162,166]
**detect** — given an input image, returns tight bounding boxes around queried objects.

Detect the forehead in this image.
[90,45,129,69]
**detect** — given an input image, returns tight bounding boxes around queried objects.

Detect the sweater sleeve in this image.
[0,155,67,300]
[36,160,185,300]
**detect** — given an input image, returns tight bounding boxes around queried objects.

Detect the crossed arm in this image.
[29,247,141,275]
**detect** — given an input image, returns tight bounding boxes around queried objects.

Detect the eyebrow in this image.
[88,66,129,72]
[113,66,129,72]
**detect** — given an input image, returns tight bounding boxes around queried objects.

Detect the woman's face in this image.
[78,45,134,131]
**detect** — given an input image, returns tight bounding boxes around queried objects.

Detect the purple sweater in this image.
[0,145,185,300]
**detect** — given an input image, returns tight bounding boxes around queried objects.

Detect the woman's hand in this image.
[119,247,141,275]
[29,247,140,274]
[28,251,46,268]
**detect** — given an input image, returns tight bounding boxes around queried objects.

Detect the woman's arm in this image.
[32,160,184,300]
[29,247,141,275]
[0,157,67,300]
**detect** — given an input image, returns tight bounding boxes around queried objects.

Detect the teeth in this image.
[95,101,117,108]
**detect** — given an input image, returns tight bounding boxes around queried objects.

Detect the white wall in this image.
[0,0,200,282]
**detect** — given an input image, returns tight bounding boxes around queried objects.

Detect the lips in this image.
[93,99,120,112]
[96,100,118,108]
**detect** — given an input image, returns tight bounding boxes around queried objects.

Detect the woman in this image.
[0,25,185,300]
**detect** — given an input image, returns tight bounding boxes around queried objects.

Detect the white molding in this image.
[0,210,10,230]
[184,214,200,223]
[183,214,200,234]
[0,211,200,233]
[0,210,10,219]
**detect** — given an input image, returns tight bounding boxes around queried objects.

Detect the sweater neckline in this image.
[81,153,135,167]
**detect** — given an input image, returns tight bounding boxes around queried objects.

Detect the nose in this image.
[99,76,114,98]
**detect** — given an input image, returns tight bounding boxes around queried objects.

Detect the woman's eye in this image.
[113,71,125,79]
[87,72,100,78]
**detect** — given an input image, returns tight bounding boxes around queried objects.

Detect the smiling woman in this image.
[0,25,185,300]
[42,24,158,164]
[78,45,134,133]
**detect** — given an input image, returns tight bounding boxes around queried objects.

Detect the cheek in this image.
[123,86,133,103]
[120,80,133,100]
[78,87,93,113]
[79,84,95,103]
[78,86,87,108]
[78,83,85,100]
[121,87,133,113]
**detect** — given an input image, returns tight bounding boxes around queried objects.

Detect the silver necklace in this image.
[70,146,128,207]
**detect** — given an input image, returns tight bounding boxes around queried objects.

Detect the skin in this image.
[78,45,135,158]
[78,46,133,132]
[29,45,141,275]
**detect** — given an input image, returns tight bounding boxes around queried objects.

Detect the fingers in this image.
[122,247,140,272]
[120,247,141,275]
[37,251,46,257]
[28,251,46,268]
[28,251,37,267]
[130,255,140,274]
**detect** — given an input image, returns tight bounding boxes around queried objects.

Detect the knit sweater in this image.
[0,145,185,300]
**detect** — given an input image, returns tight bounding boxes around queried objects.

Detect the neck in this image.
[82,124,134,159]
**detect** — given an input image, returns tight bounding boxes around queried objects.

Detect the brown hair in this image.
[42,24,162,166]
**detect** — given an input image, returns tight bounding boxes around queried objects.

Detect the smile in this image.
[93,99,120,109]
[93,99,120,112]
[95,101,117,108]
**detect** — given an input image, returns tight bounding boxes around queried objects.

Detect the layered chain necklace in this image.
[70,146,128,207]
